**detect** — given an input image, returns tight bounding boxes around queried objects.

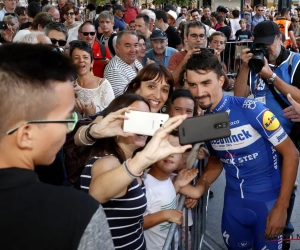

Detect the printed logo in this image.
[262,110,280,131]
[230,120,240,126]
[238,241,250,247]
[276,130,287,143]
[223,231,230,245]
[242,100,257,109]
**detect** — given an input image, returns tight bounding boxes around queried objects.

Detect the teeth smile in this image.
[149,100,159,106]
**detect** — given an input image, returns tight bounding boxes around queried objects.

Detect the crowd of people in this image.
[1,0,300,250]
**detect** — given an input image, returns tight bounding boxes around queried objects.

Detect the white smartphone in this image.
[123,111,169,136]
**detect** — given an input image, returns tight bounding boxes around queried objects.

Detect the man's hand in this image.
[265,205,287,238]
[197,146,210,160]
[185,197,198,208]
[284,93,300,122]
[258,57,273,79]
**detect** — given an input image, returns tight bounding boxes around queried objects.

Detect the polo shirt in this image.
[104,55,143,96]
[247,14,266,32]
[0,167,114,250]
[92,41,111,78]
[142,46,177,67]
[123,6,139,24]
[113,16,126,31]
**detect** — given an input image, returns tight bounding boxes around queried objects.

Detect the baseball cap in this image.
[253,21,280,44]
[150,29,168,40]
[114,5,126,12]
[167,10,177,20]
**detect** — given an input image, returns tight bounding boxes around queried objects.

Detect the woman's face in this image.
[64,9,76,24]
[71,48,93,76]
[6,19,19,34]
[136,75,170,113]
[169,97,195,118]
[120,100,150,148]
[19,12,29,24]
[137,38,146,58]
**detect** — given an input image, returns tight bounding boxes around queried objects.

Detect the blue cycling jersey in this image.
[206,94,287,196]
[205,94,288,249]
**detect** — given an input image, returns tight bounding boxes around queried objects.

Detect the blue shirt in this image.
[142,46,177,67]
[247,14,265,32]
[206,94,286,195]
[113,16,126,31]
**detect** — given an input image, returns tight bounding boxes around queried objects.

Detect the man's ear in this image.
[219,75,225,88]
[16,124,34,150]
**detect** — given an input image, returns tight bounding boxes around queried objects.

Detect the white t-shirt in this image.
[143,173,178,250]
[230,18,241,40]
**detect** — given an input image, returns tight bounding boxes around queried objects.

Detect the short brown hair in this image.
[62,3,76,14]
[31,12,54,30]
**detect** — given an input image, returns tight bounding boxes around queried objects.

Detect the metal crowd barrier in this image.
[162,158,216,250]
[220,41,253,79]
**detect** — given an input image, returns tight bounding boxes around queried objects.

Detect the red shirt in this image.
[123,5,140,24]
[92,41,111,78]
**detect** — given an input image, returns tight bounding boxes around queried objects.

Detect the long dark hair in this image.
[89,94,150,162]
[124,63,174,98]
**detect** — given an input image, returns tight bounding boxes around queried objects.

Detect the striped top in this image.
[104,56,143,97]
[80,154,147,250]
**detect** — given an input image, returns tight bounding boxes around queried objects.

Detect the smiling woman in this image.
[70,40,114,118]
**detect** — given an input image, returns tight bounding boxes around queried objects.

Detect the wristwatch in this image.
[267,72,277,84]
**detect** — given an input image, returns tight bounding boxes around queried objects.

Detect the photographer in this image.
[234,20,300,249]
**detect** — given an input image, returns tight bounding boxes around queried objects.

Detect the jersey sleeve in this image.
[242,99,288,146]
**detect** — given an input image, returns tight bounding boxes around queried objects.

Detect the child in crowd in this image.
[235,19,252,42]
[143,134,208,250]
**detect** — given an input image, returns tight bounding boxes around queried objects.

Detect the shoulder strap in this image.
[288,52,295,75]
[108,33,117,56]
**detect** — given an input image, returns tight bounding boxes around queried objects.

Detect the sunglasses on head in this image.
[50,38,67,46]
[4,12,18,17]
[81,31,96,36]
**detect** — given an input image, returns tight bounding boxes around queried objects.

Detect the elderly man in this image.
[104,30,143,96]
[0,0,16,21]
[43,6,61,22]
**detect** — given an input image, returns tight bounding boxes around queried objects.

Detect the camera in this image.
[247,44,269,73]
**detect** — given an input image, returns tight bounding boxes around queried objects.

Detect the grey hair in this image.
[98,10,114,22]
[44,22,68,39]
[184,20,206,36]
[20,31,45,44]
[1,15,19,36]
[141,9,156,21]
[42,5,57,12]
[116,30,137,44]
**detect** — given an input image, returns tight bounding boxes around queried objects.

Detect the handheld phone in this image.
[94,57,107,61]
[178,112,231,145]
[0,21,7,30]
[123,111,169,136]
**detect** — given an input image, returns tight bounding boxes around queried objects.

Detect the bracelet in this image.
[123,159,143,179]
[85,123,97,142]
[79,126,95,146]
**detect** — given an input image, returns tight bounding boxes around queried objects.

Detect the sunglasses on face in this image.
[50,38,67,46]
[80,31,96,36]
[65,12,75,15]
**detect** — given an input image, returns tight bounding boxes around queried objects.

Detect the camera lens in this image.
[248,51,265,73]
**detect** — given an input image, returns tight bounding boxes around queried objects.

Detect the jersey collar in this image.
[205,94,229,114]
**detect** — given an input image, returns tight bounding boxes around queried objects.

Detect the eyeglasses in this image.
[190,33,206,40]
[257,9,264,12]
[80,31,96,36]
[6,111,78,135]
[65,12,75,16]
[50,38,67,46]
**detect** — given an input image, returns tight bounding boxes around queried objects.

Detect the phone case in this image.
[123,111,169,136]
[178,112,231,145]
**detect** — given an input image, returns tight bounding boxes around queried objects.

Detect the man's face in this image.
[256,7,264,17]
[135,17,148,36]
[191,11,201,21]
[240,21,246,29]
[181,8,187,15]
[185,69,224,110]
[48,8,60,22]
[151,39,167,55]
[47,30,67,48]
[129,22,136,30]
[4,0,17,10]
[115,33,138,64]
[78,24,96,46]
[209,35,226,53]
[99,18,114,33]
[267,35,282,63]
[154,18,162,29]
[203,8,211,18]
[185,27,207,49]
[125,0,134,7]
[58,0,67,6]
[34,82,75,165]
[115,9,124,18]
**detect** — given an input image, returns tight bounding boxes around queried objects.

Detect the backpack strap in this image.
[96,39,106,58]
[108,33,117,56]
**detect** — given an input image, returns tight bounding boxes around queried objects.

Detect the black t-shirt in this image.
[216,26,231,40]
[165,25,182,49]
[0,168,112,250]
[20,22,32,30]
[235,29,252,41]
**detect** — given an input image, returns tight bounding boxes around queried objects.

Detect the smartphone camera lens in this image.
[222,123,227,128]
